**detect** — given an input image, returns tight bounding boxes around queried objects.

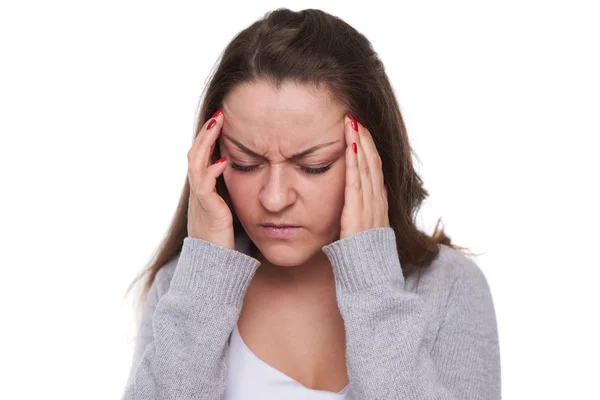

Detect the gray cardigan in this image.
[122,227,501,399]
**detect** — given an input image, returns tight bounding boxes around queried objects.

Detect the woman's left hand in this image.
[339,114,390,240]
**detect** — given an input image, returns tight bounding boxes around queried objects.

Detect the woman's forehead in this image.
[222,81,344,128]
[219,81,347,158]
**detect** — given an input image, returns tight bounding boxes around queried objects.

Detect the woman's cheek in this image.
[223,172,249,223]
[223,170,251,202]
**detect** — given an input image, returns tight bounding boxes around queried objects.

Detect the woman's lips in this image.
[261,226,301,239]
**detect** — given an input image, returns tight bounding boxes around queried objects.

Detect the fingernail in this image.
[350,116,358,132]
[212,109,222,118]
[352,142,357,153]
[207,119,217,130]
[216,156,227,164]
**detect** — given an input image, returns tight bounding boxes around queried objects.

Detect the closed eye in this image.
[229,163,332,175]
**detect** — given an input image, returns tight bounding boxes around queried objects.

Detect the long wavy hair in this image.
[124,8,473,312]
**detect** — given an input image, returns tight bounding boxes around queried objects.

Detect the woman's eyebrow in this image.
[221,132,340,161]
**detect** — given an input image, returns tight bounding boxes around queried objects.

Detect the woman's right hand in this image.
[186,109,234,250]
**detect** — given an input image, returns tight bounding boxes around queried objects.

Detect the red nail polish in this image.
[352,142,357,153]
[216,156,227,164]
[207,119,216,130]
[350,117,358,132]
[212,109,222,118]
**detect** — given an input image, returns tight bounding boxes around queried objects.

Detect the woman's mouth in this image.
[260,225,301,239]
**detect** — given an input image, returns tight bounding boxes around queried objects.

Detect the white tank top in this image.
[224,323,354,399]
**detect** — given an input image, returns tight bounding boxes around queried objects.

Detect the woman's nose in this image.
[258,165,297,213]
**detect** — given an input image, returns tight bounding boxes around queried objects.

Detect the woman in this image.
[122,8,501,400]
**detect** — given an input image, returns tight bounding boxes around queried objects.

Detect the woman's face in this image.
[218,80,348,268]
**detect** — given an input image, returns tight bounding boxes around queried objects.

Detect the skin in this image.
[216,80,350,391]
[211,79,389,391]
[218,80,348,290]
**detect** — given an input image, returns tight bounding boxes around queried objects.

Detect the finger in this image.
[344,119,362,214]
[354,118,385,204]
[189,110,221,156]
[353,127,374,212]
[188,110,224,172]
[199,111,224,169]
[194,157,228,212]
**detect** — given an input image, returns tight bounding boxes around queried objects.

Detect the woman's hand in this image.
[186,109,235,249]
[339,114,390,240]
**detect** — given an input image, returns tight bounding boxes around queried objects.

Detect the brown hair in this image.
[124,8,473,312]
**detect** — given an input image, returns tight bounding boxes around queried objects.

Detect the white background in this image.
[1,1,598,399]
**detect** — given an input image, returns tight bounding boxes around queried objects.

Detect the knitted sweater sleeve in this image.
[121,237,261,400]
[321,227,502,400]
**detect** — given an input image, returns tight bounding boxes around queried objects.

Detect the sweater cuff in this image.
[321,227,404,292]
[169,236,262,306]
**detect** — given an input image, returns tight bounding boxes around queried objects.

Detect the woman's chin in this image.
[253,241,318,267]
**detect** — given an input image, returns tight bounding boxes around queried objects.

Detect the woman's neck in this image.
[251,247,337,292]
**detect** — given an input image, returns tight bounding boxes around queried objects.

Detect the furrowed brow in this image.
[222,132,339,161]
